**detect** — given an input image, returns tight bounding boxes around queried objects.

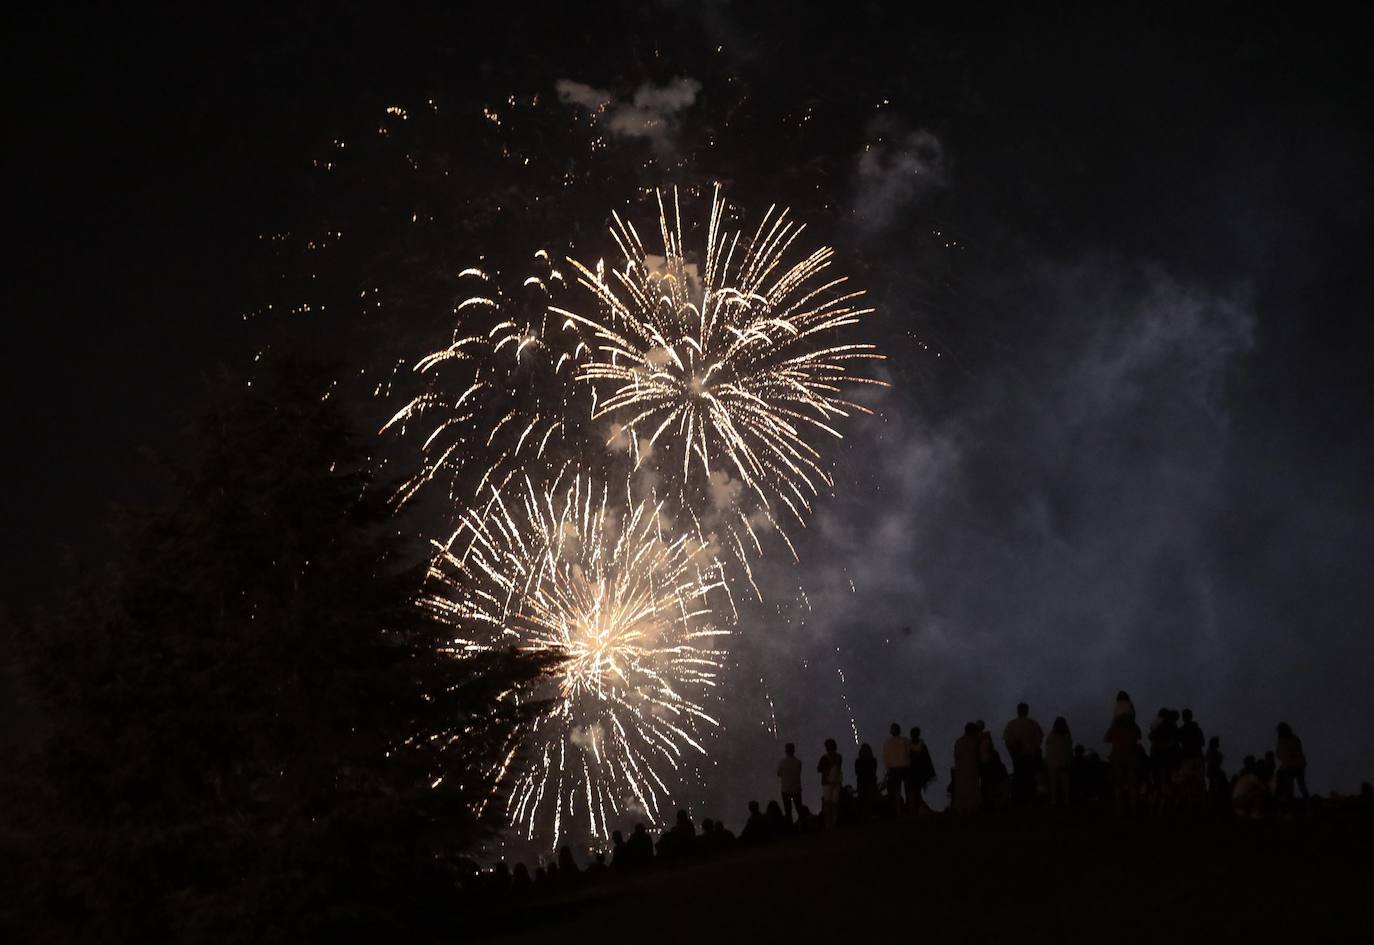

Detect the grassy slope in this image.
[477,808,1370,943]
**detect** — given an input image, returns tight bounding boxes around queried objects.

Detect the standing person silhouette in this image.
[952,723,981,813]
[777,742,804,823]
[1003,703,1045,804]
[740,800,769,843]
[909,726,937,811]
[1113,690,1136,723]
[817,738,844,829]
[881,722,912,812]
[557,845,581,883]
[1104,711,1143,817]
[1275,722,1310,804]
[855,743,879,815]
[1178,709,1205,759]
[1206,736,1227,807]
[976,721,1009,810]
[1044,717,1073,807]
[1177,709,1206,804]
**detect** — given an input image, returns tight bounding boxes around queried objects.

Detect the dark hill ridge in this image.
[477,809,1370,943]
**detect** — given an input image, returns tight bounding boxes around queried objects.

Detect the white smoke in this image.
[853,122,947,235]
[568,723,605,748]
[630,77,701,113]
[553,79,612,111]
[644,346,675,368]
[556,76,702,153]
[707,469,743,511]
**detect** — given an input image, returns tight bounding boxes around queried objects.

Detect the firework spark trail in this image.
[761,675,779,739]
[835,649,860,748]
[552,185,887,570]
[424,468,730,848]
[380,255,591,511]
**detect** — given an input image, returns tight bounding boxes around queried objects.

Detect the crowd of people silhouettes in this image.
[470,690,1370,901]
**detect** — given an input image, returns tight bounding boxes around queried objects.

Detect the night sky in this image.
[6,2,1373,815]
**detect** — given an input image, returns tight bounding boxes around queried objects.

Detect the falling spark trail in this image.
[761,675,779,739]
[836,651,860,748]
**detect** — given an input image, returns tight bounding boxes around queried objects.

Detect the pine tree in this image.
[10,356,548,943]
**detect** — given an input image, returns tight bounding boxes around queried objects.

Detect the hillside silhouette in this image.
[472,804,1371,943]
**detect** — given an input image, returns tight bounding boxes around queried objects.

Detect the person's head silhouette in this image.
[1052,716,1069,734]
[1182,708,1194,723]
[890,722,902,736]
[965,722,978,736]
[1277,721,1293,738]
[748,800,761,815]
[825,738,838,753]
[1017,702,1030,718]
[910,726,921,740]
[784,742,796,756]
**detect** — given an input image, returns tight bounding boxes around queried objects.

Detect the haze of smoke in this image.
[853,123,947,236]
[556,77,702,152]
[554,79,612,111]
[704,256,1264,813]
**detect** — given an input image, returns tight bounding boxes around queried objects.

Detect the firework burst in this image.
[424,469,729,847]
[554,185,887,569]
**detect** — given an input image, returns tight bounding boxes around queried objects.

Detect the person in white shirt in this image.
[1003,702,1045,803]
[776,742,803,823]
[881,722,912,811]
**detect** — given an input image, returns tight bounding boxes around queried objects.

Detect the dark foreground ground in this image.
[472,808,1371,943]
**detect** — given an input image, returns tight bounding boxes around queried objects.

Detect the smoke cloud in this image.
[554,79,612,112]
[852,121,948,236]
[556,77,702,153]
[703,254,1299,810]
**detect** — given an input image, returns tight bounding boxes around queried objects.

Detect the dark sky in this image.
[6,3,1373,814]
